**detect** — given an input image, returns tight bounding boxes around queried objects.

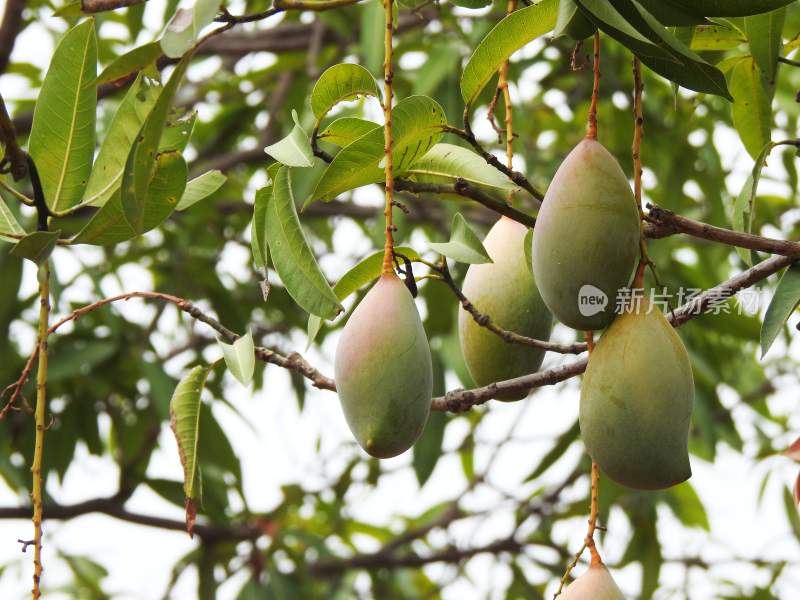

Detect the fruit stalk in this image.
[632,56,649,289]
[500,0,516,204]
[586,31,600,140]
[381,0,395,275]
[583,331,601,565]
[31,260,50,600]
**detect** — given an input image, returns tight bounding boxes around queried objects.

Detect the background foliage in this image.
[1,0,800,598]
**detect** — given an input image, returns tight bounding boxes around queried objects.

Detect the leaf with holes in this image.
[429,213,492,264]
[169,365,209,537]
[760,263,800,358]
[120,52,191,234]
[80,74,160,209]
[311,63,380,123]
[219,331,255,386]
[311,96,446,203]
[264,110,314,168]
[266,167,342,318]
[28,20,97,213]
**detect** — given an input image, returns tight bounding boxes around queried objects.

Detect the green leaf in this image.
[523,228,534,276]
[176,170,226,211]
[783,485,800,542]
[637,0,707,25]
[359,0,384,78]
[686,24,747,51]
[97,42,162,85]
[407,143,519,195]
[10,230,60,264]
[159,111,197,153]
[80,74,160,208]
[72,151,187,245]
[760,263,800,358]
[120,52,191,234]
[0,195,25,241]
[667,0,796,17]
[523,421,580,482]
[450,0,491,7]
[429,213,492,264]
[460,0,559,106]
[305,245,420,347]
[28,20,97,213]
[578,0,732,99]
[310,63,380,123]
[731,141,774,264]
[412,390,446,488]
[745,8,785,84]
[317,117,380,147]
[266,167,342,319]
[251,185,271,268]
[219,331,255,386]
[730,57,772,159]
[169,365,210,535]
[311,96,446,203]
[160,0,219,59]
[662,482,710,530]
[264,110,314,168]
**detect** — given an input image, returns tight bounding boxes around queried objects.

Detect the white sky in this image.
[0,2,799,598]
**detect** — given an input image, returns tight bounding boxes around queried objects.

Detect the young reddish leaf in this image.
[783,436,800,463]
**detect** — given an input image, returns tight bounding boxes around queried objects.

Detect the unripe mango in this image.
[580,299,694,490]
[458,217,552,400]
[335,273,433,458]
[561,564,625,600]
[532,139,640,330]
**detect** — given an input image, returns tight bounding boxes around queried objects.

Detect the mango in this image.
[532,138,640,330]
[580,299,694,490]
[458,217,552,400]
[561,564,625,600]
[335,273,433,458]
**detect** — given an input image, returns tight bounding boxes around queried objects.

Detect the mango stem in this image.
[632,56,650,289]
[586,31,600,140]
[381,0,395,276]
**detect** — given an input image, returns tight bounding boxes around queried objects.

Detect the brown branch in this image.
[586,31,600,140]
[432,253,795,412]
[645,204,800,259]
[394,179,537,228]
[0,0,25,76]
[81,0,145,13]
[435,260,586,354]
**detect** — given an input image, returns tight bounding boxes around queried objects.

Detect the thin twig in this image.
[381,0,395,274]
[586,31,600,140]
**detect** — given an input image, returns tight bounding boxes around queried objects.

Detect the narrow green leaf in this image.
[28,20,97,213]
[72,151,187,245]
[730,56,772,159]
[407,143,519,194]
[668,0,795,17]
[745,8,785,84]
[523,421,580,482]
[318,117,380,147]
[305,245,420,347]
[264,110,314,168]
[81,74,160,208]
[311,96,446,203]
[731,141,774,264]
[450,0,491,7]
[120,52,192,234]
[219,331,255,386]
[783,485,800,541]
[169,365,210,536]
[359,0,384,78]
[579,0,732,99]
[429,213,492,264]
[161,0,219,59]
[663,482,710,530]
[636,0,706,25]
[461,0,559,106]
[0,195,25,241]
[11,230,60,264]
[266,167,342,319]
[311,63,380,122]
[760,263,800,358]
[97,42,162,85]
[176,170,226,211]
[251,185,271,268]
[412,353,446,489]
[523,228,534,276]
[159,111,197,153]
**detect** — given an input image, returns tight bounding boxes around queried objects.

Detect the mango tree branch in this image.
[80,0,145,13]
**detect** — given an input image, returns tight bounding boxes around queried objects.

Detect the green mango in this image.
[580,299,694,490]
[532,138,640,331]
[335,273,433,458]
[561,564,625,600]
[458,217,552,401]
[555,0,597,41]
